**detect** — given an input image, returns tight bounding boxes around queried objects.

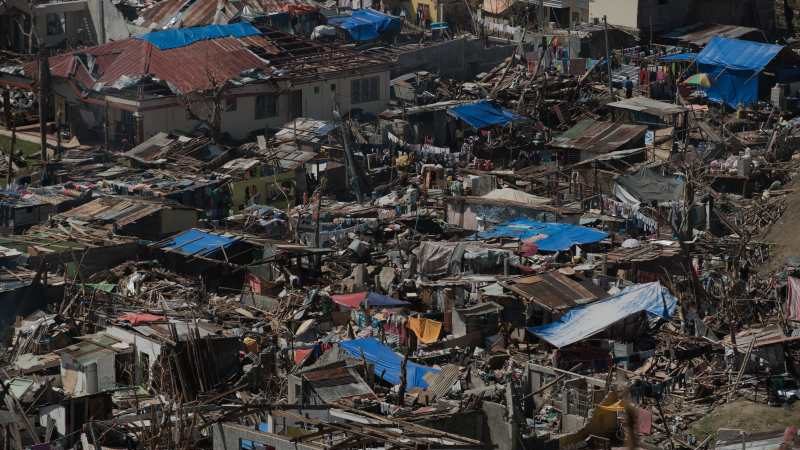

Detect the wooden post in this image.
[38,48,49,162]
[3,90,14,186]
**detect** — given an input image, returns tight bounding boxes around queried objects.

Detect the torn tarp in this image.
[528,282,677,348]
[447,101,527,129]
[475,218,608,251]
[327,9,401,41]
[339,337,439,389]
[137,23,261,50]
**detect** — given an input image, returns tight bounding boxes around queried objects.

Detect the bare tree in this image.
[176,65,227,143]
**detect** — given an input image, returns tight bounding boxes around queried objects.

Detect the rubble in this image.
[5,3,800,450]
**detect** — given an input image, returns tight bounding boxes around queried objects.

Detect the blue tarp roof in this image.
[137,23,261,50]
[696,37,784,107]
[339,337,440,389]
[475,218,608,252]
[527,282,677,348]
[157,228,239,257]
[366,292,410,307]
[447,101,527,129]
[327,9,401,41]
[659,52,697,62]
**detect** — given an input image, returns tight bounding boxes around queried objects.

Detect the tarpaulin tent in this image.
[327,9,401,41]
[527,282,677,348]
[696,37,784,107]
[475,218,608,251]
[138,23,261,50]
[339,337,439,389]
[331,291,410,308]
[447,101,527,129]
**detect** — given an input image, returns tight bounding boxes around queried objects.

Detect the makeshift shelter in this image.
[339,337,439,389]
[330,291,410,309]
[481,188,551,206]
[614,169,686,206]
[327,9,401,41]
[528,282,677,348]
[696,36,800,108]
[447,101,527,129]
[475,218,608,252]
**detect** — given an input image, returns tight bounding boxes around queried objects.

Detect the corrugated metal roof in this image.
[41,31,278,94]
[550,119,647,154]
[139,0,320,29]
[302,366,375,403]
[422,364,460,401]
[57,196,185,228]
[607,96,688,116]
[663,23,763,47]
[503,271,602,312]
[155,228,240,256]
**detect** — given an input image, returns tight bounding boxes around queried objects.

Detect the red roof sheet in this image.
[139,0,319,29]
[40,34,280,94]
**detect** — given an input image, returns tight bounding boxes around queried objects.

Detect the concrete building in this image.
[0,0,134,52]
[10,23,392,148]
[589,0,784,35]
[479,0,589,36]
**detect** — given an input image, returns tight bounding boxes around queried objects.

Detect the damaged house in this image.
[14,22,392,147]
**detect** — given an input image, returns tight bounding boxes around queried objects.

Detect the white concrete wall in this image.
[105,326,163,370]
[137,70,391,141]
[588,0,640,29]
[39,404,67,436]
[59,350,116,396]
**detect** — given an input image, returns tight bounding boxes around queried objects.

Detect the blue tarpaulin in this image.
[447,101,527,129]
[658,52,697,62]
[137,23,261,50]
[528,282,677,348]
[157,228,239,257]
[339,337,440,389]
[696,37,784,107]
[327,9,401,41]
[366,292,410,307]
[475,218,608,251]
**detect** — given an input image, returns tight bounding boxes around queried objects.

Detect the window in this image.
[225,97,237,112]
[330,83,336,92]
[351,77,380,104]
[46,13,65,36]
[313,86,320,94]
[255,94,277,119]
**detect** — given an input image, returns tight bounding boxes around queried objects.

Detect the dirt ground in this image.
[690,400,800,440]
[758,177,800,273]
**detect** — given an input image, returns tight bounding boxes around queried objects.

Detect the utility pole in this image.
[37,48,49,163]
[3,89,15,186]
[539,0,544,31]
[604,15,612,96]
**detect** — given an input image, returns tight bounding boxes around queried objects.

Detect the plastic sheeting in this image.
[696,37,784,107]
[331,291,409,308]
[658,52,697,62]
[327,9,401,41]
[339,337,440,389]
[157,228,238,256]
[475,218,608,252]
[407,317,442,344]
[447,100,527,129]
[528,282,677,348]
[138,22,261,50]
[118,312,165,325]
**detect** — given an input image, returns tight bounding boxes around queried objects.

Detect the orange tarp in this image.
[407,317,442,344]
